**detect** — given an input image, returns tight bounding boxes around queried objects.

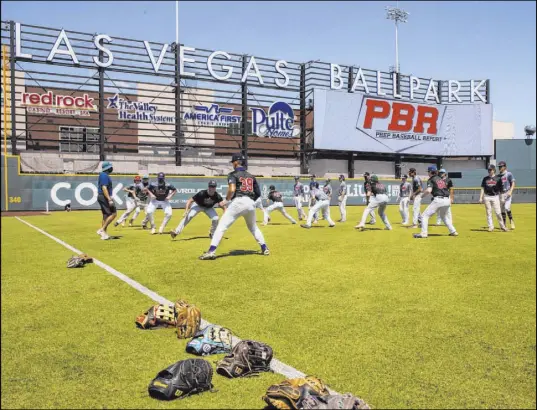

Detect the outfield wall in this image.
[1,156,535,212]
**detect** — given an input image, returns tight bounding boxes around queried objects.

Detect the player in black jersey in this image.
[262,185,297,226]
[199,154,269,260]
[171,180,227,240]
[146,172,177,234]
[479,164,508,232]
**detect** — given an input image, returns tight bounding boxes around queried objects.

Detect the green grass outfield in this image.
[2,204,536,409]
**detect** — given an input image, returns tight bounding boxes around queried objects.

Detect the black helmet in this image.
[269,185,276,191]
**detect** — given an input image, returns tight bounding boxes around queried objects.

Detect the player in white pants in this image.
[398,174,412,225]
[199,154,269,260]
[433,169,454,225]
[479,164,508,232]
[414,165,458,239]
[171,180,227,240]
[115,175,142,227]
[292,176,306,220]
[301,182,335,228]
[408,168,424,228]
[355,175,392,230]
[263,185,297,225]
[362,172,376,224]
[146,172,177,234]
[497,161,516,230]
[337,174,347,222]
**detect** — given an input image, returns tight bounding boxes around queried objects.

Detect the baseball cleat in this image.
[199,252,216,260]
[355,225,364,231]
[313,220,318,225]
[96,229,103,236]
[113,222,119,227]
[300,224,311,229]
[510,222,515,230]
[329,224,335,228]
[413,233,427,238]
[263,248,270,256]
[384,226,392,230]
[369,220,376,225]
[170,231,177,240]
[128,222,133,227]
[158,228,164,234]
[101,232,110,240]
[151,228,156,235]
[501,226,509,232]
[449,232,459,237]
[410,224,418,229]
[142,223,147,230]
[488,227,494,232]
[121,221,125,227]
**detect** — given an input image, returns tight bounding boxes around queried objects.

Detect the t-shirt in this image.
[228,167,260,200]
[412,176,423,194]
[312,187,329,201]
[371,181,387,196]
[97,172,112,195]
[427,175,450,198]
[481,175,502,196]
[268,190,283,203]
[136,182,149,201]
[363,181,371,194]
[399,182,412,197]
[148,182,176,201]
[445,177,454,190]
[338,181,347,196]
[192,189,224,208]
[498,171,515,193]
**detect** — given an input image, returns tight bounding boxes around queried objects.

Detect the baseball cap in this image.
[230,153,244,163]
[142,174,149,179]
[428,165,437,172]
[498,161,507,167]
[269,185,276,190]
[409,168,416,173]
[208,180,217,187]
[363,172,370,177]
[294,176,299,180]
[157,172,165,179]
[439,168,447,174]
[102,161,113,171]
[311,174,316,178]
[402,174,408,178]
[488,164,496,170]
[371,175,379,182]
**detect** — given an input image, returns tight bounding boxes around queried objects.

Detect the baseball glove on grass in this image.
[300,393,371,409]
[148,358,215,400]
[66,254,93,268]
[262,376,329,409]
[216,340,273,378]
[175,300,201,339]
[135,304,176,330]
[186,325,233,356]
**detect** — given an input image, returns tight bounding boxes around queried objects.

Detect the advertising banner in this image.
[314,89,493,156]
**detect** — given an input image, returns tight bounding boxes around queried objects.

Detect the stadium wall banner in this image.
[314,89,494,156]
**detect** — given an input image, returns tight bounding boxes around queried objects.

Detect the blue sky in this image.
[2,1,536,138]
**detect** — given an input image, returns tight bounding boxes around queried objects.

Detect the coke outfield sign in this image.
[313,89,493,156]
[21,91,97,117]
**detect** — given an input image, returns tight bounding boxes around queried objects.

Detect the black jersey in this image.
[370,181,387,195]
[363,181,372,194]
[228,167,261,200]
[192,189,224,208]
[481,175,502,196]
[427,175,450,198]
[126,183,137,199]
[268,190,283,203]
[148,182,176,201]
[136,182,149,201]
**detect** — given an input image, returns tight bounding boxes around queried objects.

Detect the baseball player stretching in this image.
[115,175,143,227]
[146,172,177,234]
[355,175,392,231]
[398,174,412,225]
[479,164,508,232]
[408,168,423,228]
[308,175,319,224]
[497,161,516,230]
[171,180,227,240]
[263,185,297,225]
[132,174,151,227]
[434,169,454,225]
[337,174,347,222]
[413,165,458,239]
[301,182,335,229]
[363,172,376,224]
[293,176,306,220]
[199,153,269,260]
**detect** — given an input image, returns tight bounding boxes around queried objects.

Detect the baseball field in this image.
[1,203,536,409]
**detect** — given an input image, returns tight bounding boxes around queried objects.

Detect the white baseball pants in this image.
[174,204,219,236]
[305,199,334,226]
[131,201,147,222]
[209,196,266,249]
[117,197,137,224]
[412,193,423,225]
[146,199,173,230]
[263,202,296,224]
[420,197,456,237]
[254,197,264,210]
[358,194,391,229]
[338,195,347,222]
[484,196,506,230]
[293,196,306,220]
[399,197,410,224]
[499,193,512,212]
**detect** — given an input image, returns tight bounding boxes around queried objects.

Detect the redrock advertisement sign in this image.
[313,89,493,156]
[20,91,97,116]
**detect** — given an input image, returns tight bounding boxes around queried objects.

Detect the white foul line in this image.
[15,217,324,386]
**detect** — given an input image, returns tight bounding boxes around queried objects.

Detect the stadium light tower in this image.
[385,1,409,73]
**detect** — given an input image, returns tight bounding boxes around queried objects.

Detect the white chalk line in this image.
[15,217,338,392]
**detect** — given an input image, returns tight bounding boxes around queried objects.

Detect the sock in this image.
[208,245,217,253]
[261,244,268,252]
[501,212,507,224]
[507,210,513,222]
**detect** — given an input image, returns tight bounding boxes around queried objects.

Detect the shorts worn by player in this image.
[302,183,335,228]
[414,166,457,238]
[199,154,269,260]
[293,177,306,221]
[263,187,296,225]
[146,173,177,234]
[356,176,391,230]
[480,166,507,231]
[172,181,225,239]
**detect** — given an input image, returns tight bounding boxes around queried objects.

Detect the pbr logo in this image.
[251,101,300,138]
[356,98,447,150]
[183,104,241,127]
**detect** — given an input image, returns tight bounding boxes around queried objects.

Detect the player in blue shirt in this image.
[96,161,116,240]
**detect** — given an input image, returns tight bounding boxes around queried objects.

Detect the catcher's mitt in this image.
[67,254,93,268]
[148,358,215,400]
[262,376,329,409]
[175,300,201,339]
[135,304,176,330]
[186,325,233,356]
[300,393,370,410]
[216,340,272,378]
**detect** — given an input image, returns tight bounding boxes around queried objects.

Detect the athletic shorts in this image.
[97,194,116,217]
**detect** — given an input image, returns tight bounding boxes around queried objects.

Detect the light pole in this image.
[175,1,179,45]
[385,1,409,73]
